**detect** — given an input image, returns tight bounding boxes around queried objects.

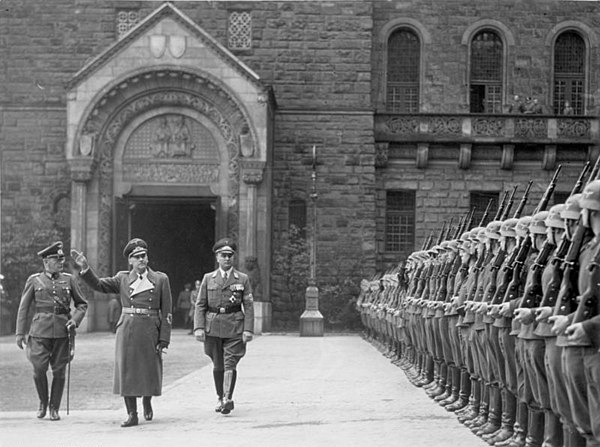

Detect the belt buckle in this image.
[135,308,142,314]
[219,307,226,314]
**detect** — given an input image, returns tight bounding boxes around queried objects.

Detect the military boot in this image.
[48,377,65,421]
[446,368,470,412]
[563,424,586,447]
[466,383,489,430]
[487,389,516,445]
[33,373,49,419]
[540,410,562,447]
[221,370,237,415]
[427,362,447,398]
[524,408,544,447]
[497,402,528,447]
[458,378,481,423]
[142,396,153,421]
[213,370,225,412]
[477,384,502,436]
[440,365,461,407]
[121,397,138,427]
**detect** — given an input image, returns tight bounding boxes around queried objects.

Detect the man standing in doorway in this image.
[194,238,254,414]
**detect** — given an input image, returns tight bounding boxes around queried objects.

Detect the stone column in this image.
[67,157,95,332]
[241,160,269,333]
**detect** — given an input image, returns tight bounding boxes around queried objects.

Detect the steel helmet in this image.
[561,193,582,220]
[485,220,502,240]
[515,216,532,238]
[500,217,519,238]
[469,227,484,243]
[579,180,600,211]
[545,204,566,229]
[529,211,549,235]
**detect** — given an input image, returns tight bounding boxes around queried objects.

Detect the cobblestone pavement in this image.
[0,333,487,447]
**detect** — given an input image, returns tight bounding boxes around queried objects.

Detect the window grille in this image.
[289,199,307,239]
[228,11,252,50]
[386,29,420,113]
[553,32,585,115]
[385,191,415,252]
[470,191,499,226]
[469,31,503,113]
[116,10,140,39]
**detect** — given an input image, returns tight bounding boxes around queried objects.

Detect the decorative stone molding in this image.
[374,142,389,168]
[68,157,95,182]
[458,143,472,170]
[416,143,429,169]
[241,160,265,185]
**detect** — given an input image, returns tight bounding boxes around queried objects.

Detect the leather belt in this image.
[208,305,242,314]
[123,307,159,316]
[36,306,69,315]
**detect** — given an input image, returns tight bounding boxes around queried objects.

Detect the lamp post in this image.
[299,145,324,336]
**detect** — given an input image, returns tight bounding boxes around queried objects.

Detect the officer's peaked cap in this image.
[213,238,237,254]
[123,238,148,258]
[579,180,600,211]
[38,241,64,259]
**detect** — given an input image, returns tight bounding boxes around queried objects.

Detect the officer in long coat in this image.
[194,238,254,415]
[72,238,172,427]
[15,241,88,421]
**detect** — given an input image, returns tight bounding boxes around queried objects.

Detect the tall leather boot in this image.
[447,368,470,412]
[142,396,153,421]
[427,362,447,398]
[477,384,501,436]
[487,389,516,445]
[564,424,586,447]
[458,378,481,423]
[524,408,544,447]
[440,365,461,407]
[498,401,528,447]
[221,370,236,415]
[48,377,65,421]
[121,397,138,427]
[213,370,225,412]
[436,364,454,403]
[467,383,489,430]
[33,373,49,419]
[541,410,562,447]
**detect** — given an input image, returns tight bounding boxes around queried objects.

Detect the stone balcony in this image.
[374,113,599,170]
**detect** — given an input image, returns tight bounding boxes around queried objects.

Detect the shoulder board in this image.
[28,273,42,279]
[61,272,73,277]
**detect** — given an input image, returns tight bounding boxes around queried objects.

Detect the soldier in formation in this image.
[357,160,600,447]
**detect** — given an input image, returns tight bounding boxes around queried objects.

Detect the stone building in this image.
[0,0,598,331]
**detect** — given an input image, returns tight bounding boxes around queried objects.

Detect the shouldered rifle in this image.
[494,190,510,221]
[500,165,562,306]
[513,181,533,219]
[479,199,494,227]
[570,242,600,327]
[501,185,519,220]
[538,160,592,310]
[436,221,447,245]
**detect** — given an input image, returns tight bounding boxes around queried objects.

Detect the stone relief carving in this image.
[151,115,195,158]
[124,163,220,183]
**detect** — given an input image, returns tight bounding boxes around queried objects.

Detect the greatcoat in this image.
[81,267,172,396]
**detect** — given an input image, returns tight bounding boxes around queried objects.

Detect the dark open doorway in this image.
[114,197,216,327]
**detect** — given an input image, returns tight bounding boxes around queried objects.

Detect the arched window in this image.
[469,30,503,113]
[553,31,585,115]
[386,29,420,113]
[289,199,307,239]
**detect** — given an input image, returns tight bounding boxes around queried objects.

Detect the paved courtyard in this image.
[0,332,486,447]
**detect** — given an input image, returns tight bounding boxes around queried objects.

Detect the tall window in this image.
[385,191,416,252]
[470,191,499,226]
[470,30,503,113]
[553,31,585,115]
[386,29,420,113]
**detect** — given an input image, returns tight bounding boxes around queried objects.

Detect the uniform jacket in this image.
[16,271,87,338]
[194,268,254,338]
[80,267,172,396]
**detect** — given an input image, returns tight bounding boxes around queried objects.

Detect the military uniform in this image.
[194,238,254,415]
[15,241,88,421]
[76,237,172,427]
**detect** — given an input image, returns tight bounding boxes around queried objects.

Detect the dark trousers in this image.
[204,335,246,371]
[26,336,69,378]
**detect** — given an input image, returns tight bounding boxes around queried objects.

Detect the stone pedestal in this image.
[299,285,323,337]
[253,301,272,335]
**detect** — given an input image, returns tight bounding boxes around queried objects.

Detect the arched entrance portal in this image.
[65,3,273,332]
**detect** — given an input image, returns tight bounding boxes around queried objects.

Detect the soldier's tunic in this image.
[16,271,87,376]
[194,268,254,370]
[81,268,172,396]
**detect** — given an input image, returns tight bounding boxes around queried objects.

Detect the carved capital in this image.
[416,143,429,169]
[241,160,265,185]
[68,157,95,182]
[501,144,515,170]
[543,145,557,171]
[458,144,472,170]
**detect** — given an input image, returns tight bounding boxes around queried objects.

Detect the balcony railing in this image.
[375,113,599,144]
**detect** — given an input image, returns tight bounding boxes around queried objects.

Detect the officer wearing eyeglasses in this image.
[72,238,173,427]
[15,241,88,421]
[194,238,254,415]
